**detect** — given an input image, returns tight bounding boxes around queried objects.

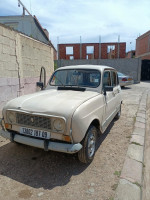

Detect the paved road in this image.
[0,82,149,200]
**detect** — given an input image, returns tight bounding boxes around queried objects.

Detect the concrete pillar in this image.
[118,35,120,59]
[80,36,82,59]
[57,37,59,60]
[99,35,101,59]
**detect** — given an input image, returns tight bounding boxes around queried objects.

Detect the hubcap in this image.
[88,133,96,158]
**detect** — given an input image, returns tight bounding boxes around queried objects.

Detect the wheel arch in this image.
[90,118,100,131]
[80,118,101,143]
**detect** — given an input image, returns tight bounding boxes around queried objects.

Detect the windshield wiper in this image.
[58,86,86,91]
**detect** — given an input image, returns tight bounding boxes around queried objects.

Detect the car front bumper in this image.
[0,129,82,154]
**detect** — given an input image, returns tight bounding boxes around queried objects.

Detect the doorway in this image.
[141,60,150,81]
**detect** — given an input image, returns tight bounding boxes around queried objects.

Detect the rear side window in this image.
[117,74,119,85]
[112,71,117,87]
[103,71,111,87]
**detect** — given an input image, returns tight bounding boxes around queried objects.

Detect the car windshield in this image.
[50,69,101,88]
[117,72,126,76]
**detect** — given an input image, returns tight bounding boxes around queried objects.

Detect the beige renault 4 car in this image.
[0,65,122,163]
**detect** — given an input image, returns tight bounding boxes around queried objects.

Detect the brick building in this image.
[58,42,126,60]
[126,50,135,58]
[136,31,150,60]
[136,31,150,81]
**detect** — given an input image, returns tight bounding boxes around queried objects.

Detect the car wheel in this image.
[115,105,121,120]
[78,125,97,164]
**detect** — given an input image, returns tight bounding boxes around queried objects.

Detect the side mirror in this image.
[36,82,44,90]
[104,86,113,95]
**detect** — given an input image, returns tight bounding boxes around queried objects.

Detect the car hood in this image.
[4,89,99,118]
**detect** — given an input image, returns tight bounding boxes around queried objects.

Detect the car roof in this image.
[56,65,116,72]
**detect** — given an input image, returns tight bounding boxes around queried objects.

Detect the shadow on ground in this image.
[0,120,114,190]
[121,86,132,90]
[141,81,150,83]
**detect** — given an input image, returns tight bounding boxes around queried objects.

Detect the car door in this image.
[111,70,121,113]
[102,70,118,131]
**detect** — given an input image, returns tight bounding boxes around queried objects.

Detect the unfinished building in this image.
[58,42,126,60]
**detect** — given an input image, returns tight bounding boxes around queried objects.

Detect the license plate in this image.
[128,78,132,81]
[20,127,50,139]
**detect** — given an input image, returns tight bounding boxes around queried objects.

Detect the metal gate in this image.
[141,60,150,81]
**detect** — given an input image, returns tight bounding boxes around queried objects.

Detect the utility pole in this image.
[18,0,32,16]
[118,35,120,59]
[57,36,59,60]
[130,42,132,51]
[99,35,101,59]
[80,36,82,59]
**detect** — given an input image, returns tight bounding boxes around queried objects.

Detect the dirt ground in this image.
[0,84,148,200]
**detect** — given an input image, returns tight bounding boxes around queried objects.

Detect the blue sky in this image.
[0,0,150,51]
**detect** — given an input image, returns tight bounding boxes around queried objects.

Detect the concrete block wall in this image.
[0,24,54,115]
[57,58,141,83]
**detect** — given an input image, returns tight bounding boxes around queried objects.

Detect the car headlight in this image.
[53,118,65,132]
[7,111,16,123]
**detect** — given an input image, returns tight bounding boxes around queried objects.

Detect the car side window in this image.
[112,71,117,87]
[103,71,111,88]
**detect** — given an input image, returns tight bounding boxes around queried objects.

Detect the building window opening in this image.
[107,45,115,59]
[70,56,74,60]
[86,46,94,54]
[86,46,94,59]
[66,46,73,55]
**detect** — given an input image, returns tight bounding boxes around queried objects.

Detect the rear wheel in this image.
[115,105,121,120]
[78,125,97,164]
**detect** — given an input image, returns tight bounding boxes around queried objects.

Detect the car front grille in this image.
[16,112,51,130]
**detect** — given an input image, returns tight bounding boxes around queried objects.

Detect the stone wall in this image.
[0,24,54,115]
[57,58,141,83]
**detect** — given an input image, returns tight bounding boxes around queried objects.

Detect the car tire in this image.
[78,125,97,164]
[115,105,121,120]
